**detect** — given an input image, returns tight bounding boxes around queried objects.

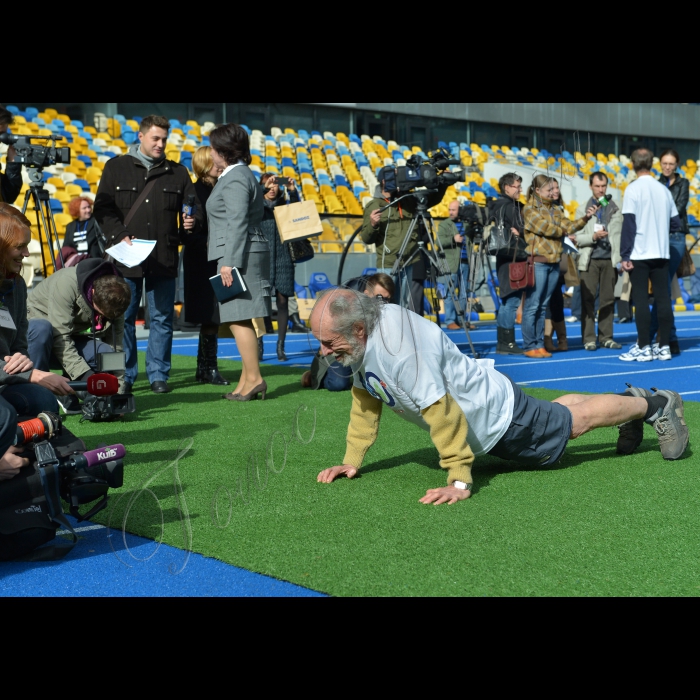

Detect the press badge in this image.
[77,241,89,252]
[0,308,16,330]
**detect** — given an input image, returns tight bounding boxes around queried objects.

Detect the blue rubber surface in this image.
[0,516,325,598]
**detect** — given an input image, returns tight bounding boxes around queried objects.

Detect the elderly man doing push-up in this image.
[311,288,689,505]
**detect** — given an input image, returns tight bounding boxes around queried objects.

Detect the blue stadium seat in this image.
[114,114,126,124]
[309,272,334,297]
[122,129,137,145]
[49,198,63,213]
[294,281,308,299]
[77,155,92,166]
[70,120,84,129]
[73,179,90,190]
[169,119,182,129]
[438,141,449,150]
[240,124,251,135]
[25,107,39,119]
[5,105,19,115]
[362,268,377,276]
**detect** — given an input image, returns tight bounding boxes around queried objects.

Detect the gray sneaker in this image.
[617,384,652,455]
[648,389,689,460]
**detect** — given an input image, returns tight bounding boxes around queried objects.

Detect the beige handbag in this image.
[274,200,323,242]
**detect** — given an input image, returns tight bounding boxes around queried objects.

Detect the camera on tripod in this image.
[381,148,466,195]
[458,202,485,240]
[0,132,71,169]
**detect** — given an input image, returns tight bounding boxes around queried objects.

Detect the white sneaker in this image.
[652,343,660,358]
[619,344,654,362]
[565,316,578,323]
[656,345,672,361]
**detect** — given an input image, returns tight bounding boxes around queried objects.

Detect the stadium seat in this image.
[309,272,335,297]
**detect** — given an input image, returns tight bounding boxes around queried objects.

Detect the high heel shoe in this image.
[277,340,287,362]
[223,380,268,402]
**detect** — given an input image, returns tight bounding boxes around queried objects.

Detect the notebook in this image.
[209,269,247,303]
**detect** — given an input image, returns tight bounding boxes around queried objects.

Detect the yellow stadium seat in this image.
[47,177,65,190]
[65,184,83,198]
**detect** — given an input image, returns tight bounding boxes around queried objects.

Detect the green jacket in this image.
[360,186,447,270]
[27,260,125,381]
[436,219,468,274]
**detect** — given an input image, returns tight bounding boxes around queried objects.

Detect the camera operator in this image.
[436,201,474,330]
[361,170,448,312]
[26,258,131,414]
[488,173,526,355]
[0,106,22,205]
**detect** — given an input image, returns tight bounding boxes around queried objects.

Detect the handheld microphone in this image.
[598,194,613,207]
[67,373,120,396]
[183,195,196,218]
[67,444,126,470]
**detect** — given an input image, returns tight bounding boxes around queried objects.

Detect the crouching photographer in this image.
[26,258,134,418]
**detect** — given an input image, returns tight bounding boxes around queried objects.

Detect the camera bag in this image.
[0,427,86,562]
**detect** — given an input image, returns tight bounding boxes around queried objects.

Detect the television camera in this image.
[0,132,71,169]
[381,148,467,195]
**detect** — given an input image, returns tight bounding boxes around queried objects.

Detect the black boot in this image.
[277,339,288,362]
[258,337,264,362]
[289,312,309,333]
[195,334,206,383]
[201,333,230,386]
[496,327,524,355]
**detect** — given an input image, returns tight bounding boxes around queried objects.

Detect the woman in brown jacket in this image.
[521,175,595,358]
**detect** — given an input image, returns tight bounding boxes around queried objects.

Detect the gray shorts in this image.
[488,377,573,467]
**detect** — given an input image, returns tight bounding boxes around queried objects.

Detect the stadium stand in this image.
[2,105,699,268]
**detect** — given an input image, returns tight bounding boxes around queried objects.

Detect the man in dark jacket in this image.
[26,258,132,413]
[0,106,22,205]
[94,115,202,394]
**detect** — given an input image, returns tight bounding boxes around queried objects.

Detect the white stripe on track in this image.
[519,364,700,385]
[56,524,106,536]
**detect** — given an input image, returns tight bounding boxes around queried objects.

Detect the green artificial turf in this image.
[73,354,699,597]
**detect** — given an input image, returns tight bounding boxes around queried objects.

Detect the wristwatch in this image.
[453,481,472,491]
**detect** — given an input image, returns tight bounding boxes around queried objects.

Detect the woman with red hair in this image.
[0,205,74,483]
[63,196,105,259]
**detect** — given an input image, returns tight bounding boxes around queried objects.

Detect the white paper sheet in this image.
[105,239,157,268]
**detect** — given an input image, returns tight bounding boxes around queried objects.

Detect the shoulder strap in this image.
[124,178,158,230]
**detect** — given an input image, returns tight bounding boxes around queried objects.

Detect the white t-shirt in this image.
[621,175,678,260]
[352,305,514,456]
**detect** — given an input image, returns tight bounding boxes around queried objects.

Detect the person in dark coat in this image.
[489,173,525,355]
[259,174,301,361]
[63,196,105,259]
[182,146,228,386]
[94,115,203,395]
[649,148,690,355]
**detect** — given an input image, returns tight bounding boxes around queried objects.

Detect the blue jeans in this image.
[442,266,471,325]
[28,319,114,376]
[0,385,58,456]
[124,276,176,385]
[649,233,686,344]
[377,265,422,312]
[497,292,521,330]
[321,361,353,392]
[522,263,560,350]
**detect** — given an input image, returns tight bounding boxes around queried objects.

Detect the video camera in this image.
[458,201,486,240]
[381,148,466,195]
[0,132,71,169]
[68,369,136,422]
[13,411,125,522]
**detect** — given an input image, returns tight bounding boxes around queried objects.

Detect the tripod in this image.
[20,168,65,278]
[465,229,500,324]
[380,191,479,358]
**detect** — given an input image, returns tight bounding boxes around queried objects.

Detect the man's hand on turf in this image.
[420,486,471,506]
[317,465,358,483]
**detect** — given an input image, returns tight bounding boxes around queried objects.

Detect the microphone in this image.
[67,444,126,470]
[183,195,196,218]
[68,373,120,396]
[598,194,613,207]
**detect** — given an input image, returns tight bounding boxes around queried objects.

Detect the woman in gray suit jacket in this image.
[208,124,271,402]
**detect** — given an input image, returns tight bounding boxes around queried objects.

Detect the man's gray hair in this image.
[316,287,384,338]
